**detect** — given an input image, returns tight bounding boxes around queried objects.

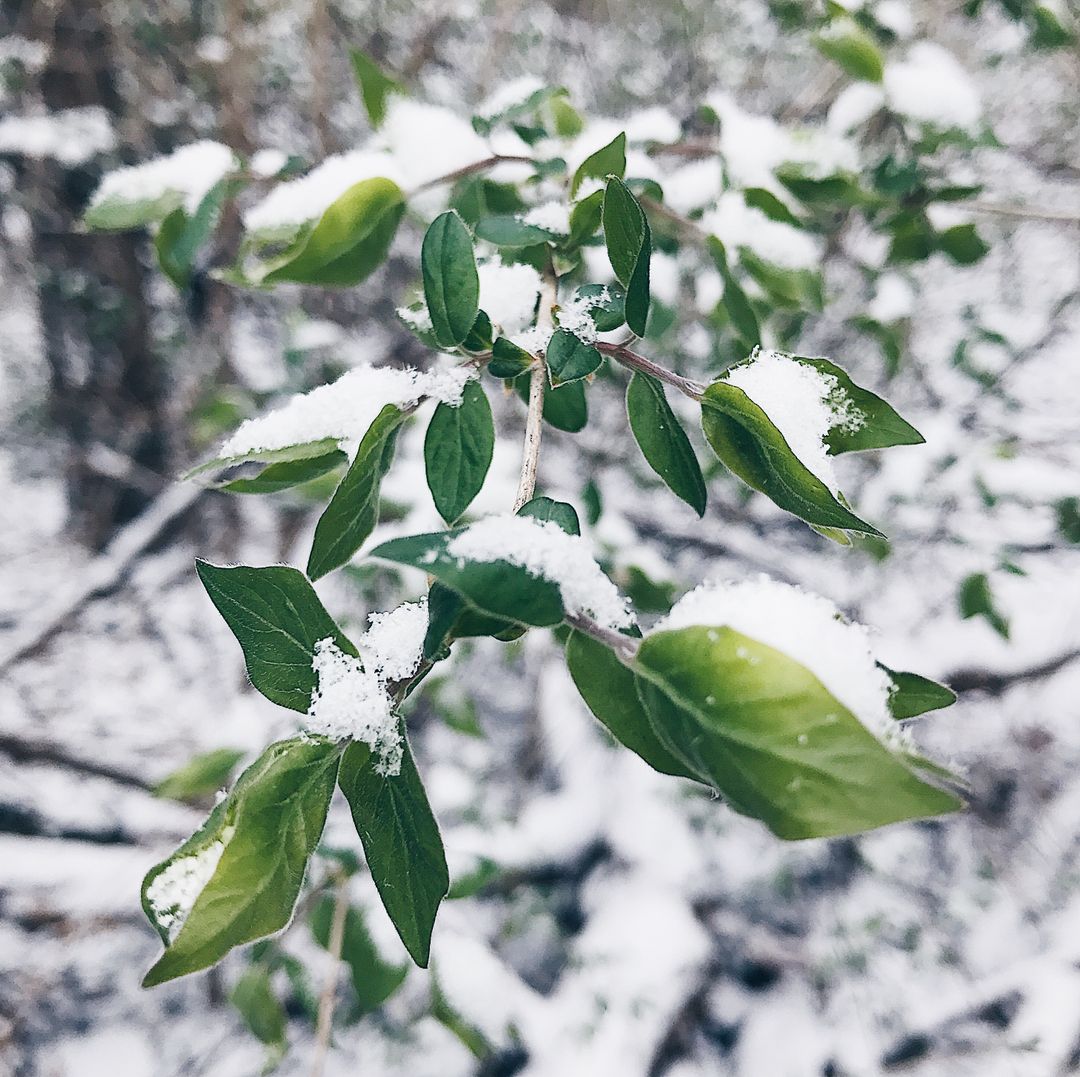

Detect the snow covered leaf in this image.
[603,177,651,335]
[515,374,588,432]
[196,561,355,712]
[545,329,602,386]
[424,381,495,524]
[626,372,707,516]
[338,737,449,967]
[154,748,246,803]
[348,48,403,128]
[566,631,699,780]
[707,238,761,348]
[518,494,580,535]
[310,895,407,1012]
[814,21,885,83]
[699,381,881,536]
[570,282,626,332]
[634,627,962,839]
[880,665,957,720]
[307,405,408,581]
[261,177,404,286]
[474,215,559,248]
[142,737,341,985]
[571,131,626,198]
[230,964,287,1061]
[219,449,348,494]
[422,211,480,348]
[183,438,343,482]
[472,80,557,136]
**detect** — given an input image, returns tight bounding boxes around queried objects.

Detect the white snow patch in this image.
[358,599,429,683]
[703,193,821,271]
[446,515,634,630]
[885,43,981,132]
[554,286,610,343]
[249,147,288,178]
[145,839,227,942]
[510,324,554,355]
[519,200,570,235]
[0,107,116,166]
[382,97,490,188]
[869,273,916,322]
[475,76,545,120]
[478,259,542,334]
[827,82,886,134]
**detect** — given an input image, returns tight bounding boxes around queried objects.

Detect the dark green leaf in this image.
[230,965,287,1055]
[195,561,355,712]
[154,180,228,290]
[338,737,449,967]
[142,738,341,985]
[566,189,604,248]
[545,329,603,386]
[635,627,962,839]
[421,211,480,347]
[349,48,402,128]
[743,187,801,226]
[813,23,885,82]
[626,373,706,516]
[307,405,408,581]
[516,375,588,432]
[958,572,1010,639]
[424,381,494,524]
[603,177,651,336]
[183,438,343,482]
[155,748,246,803]
[707,238,760,348]
[518,496,580,534]
[1054,497,1080,543]
[571,282,626,332]
[879,664,957,719]
[462,309,493,353]
[220,450,348,494]
[489,336,535,379]
[571,132,626,198]
[937,223,990,265]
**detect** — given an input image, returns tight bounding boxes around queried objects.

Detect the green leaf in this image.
[155,748,246,803]
[349,48,402,128]
[813,22,885,82]
[424,381,495,524]
[231,965,287,1056]
[489,336,535,379]
[706,238,760,349]
[422,211,480,347]
[566,189,604,249]
[626,373,706,516]
[518,495,580,534]
[195,562,355,712]
[183,438,343,482]
[84,190,184,231]
[338,738,449,967]
[262,177,404,286]
[603,177,651,336]
[515,375,588,432]
[154,180,228,290]
[372,530,565,628]
[700,381,881,536]
[307,405,408,581]
[1031,4,1073,48]
[220,450,348,494]
[634,627,962,839]
[545,329,603,386]
[1054,497,1080,543]
[566,632,698,779]
[571,282,626,332]
[958,572,1010,639]
[791,356,924,452]
[462,309,493,353]
[474,216,560,248]
[571,132,626,198]
[879,664,957,719]
[311,896,407,1013]
[142,737,341,985]
[937,223,990,265]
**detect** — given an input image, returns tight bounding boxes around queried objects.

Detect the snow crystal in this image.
[218,363,472,458]
[554,287,610,344]
[720,350,861,493]
[358,599,429,683]
[478,259,542,334]
[446,515,634,630]
[89,140,235,215]
[654,575,895,737]
[475,76,545,120]
[510,324,554,356]
[145,839,227,942]
[397,303,434,334]
[519,201,570,235]
[703,191,821,271]
[885,43,982,132]
[0,107,115,166]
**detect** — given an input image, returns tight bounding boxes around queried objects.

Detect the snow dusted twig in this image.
[407,154,535,198]
[967,201,1080,224]
[596,342,707,400]
[564,612,641,663]
[310,871,349,1077]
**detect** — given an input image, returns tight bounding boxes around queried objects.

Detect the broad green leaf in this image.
[349,48,402,128]
[155,180,228,290]
[518,495,580,535]
[566,632,698,779]
[307,405,408,581]
[230,965,287,1058]
[338,737,449,967]
[516,374,588,432]
[813,22,885,82]
[451,177,527,226]
[311,896,407,1013]
[155,748,246,803]
[879,664,957,719]
[700,381,881,536]
[603,177,651,335]
[142,737,341,985]
[571,132,626,198]
[489,336,535,378]
[262,177,404,286]
[474,216,559,248]
[195,561,355,712]
[424,381,495,524]
[220,450,348,494]
[707,237,760,348]
[462,309,493,353]
[372,530,565,628]
[571,282,626,332]
[791,356,924,452]
[545,329,602,386]
[84,190,184,231]
[566,189,604,249]
[183,438,343,482]
[958,572,1010,639]
[626,372,706,516]
[1031,4,1073,48]
[635,627,962,839]
[422,211,480,347]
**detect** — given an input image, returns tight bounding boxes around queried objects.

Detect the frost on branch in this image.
[145,838,228,943]
[446,515,634,630]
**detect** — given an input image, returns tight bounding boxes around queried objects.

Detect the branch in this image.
[968,201,1080,224]
[408,154,535,198]
[564,613,641,664]
[596,342,706,400]
[0,733,152,791]
[310,871,349,1077]
[947,648,1080,696]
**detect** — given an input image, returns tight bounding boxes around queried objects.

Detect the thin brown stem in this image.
[408,154,535,198]
[564,612,641,664]
[596,342,706,400]
[310,872,349,1077]
[967,201,1080,224]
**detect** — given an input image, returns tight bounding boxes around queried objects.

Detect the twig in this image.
[947,648,1080,696]
[310,871,349,1077]
[639,195,710,242]
[0,733,153,791]
[408,154,535,198]
[596,342,706,400]
[564,613,640,664]
[967,201,1080,224]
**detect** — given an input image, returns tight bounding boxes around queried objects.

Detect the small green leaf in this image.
[489,336,535,379]
[422,211,480,347]
[195,562,355,712]
[937,223,990,265]
[958,572,1010,639]
[626,372,706,516]
[183,438,343,482]
[566,632,698,779]
[307,405,408,581]
[635,627,962,839]
[142,737,341,985]
[84,190,184,231]
[155,180,228,290]
[1054,497,1080,543]
[220,450,348,494]
[571,282,626,332]
[515,375,588,432]
[462,309,493,353]
[424,381,495,524]
[338,737,449,967]
[603,177,651,336]
[518,496,580,535]
[545,329,603,386]
[879,664,957,719]
[474,216,559,248]
[813,22,885,82]
[230,965,287,1057]
[707,238,760,349]
[348,48,402,128]
[571,132,626,198]
[155,748,246,803]
[700,381,881,536]
[566,189,604,248]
